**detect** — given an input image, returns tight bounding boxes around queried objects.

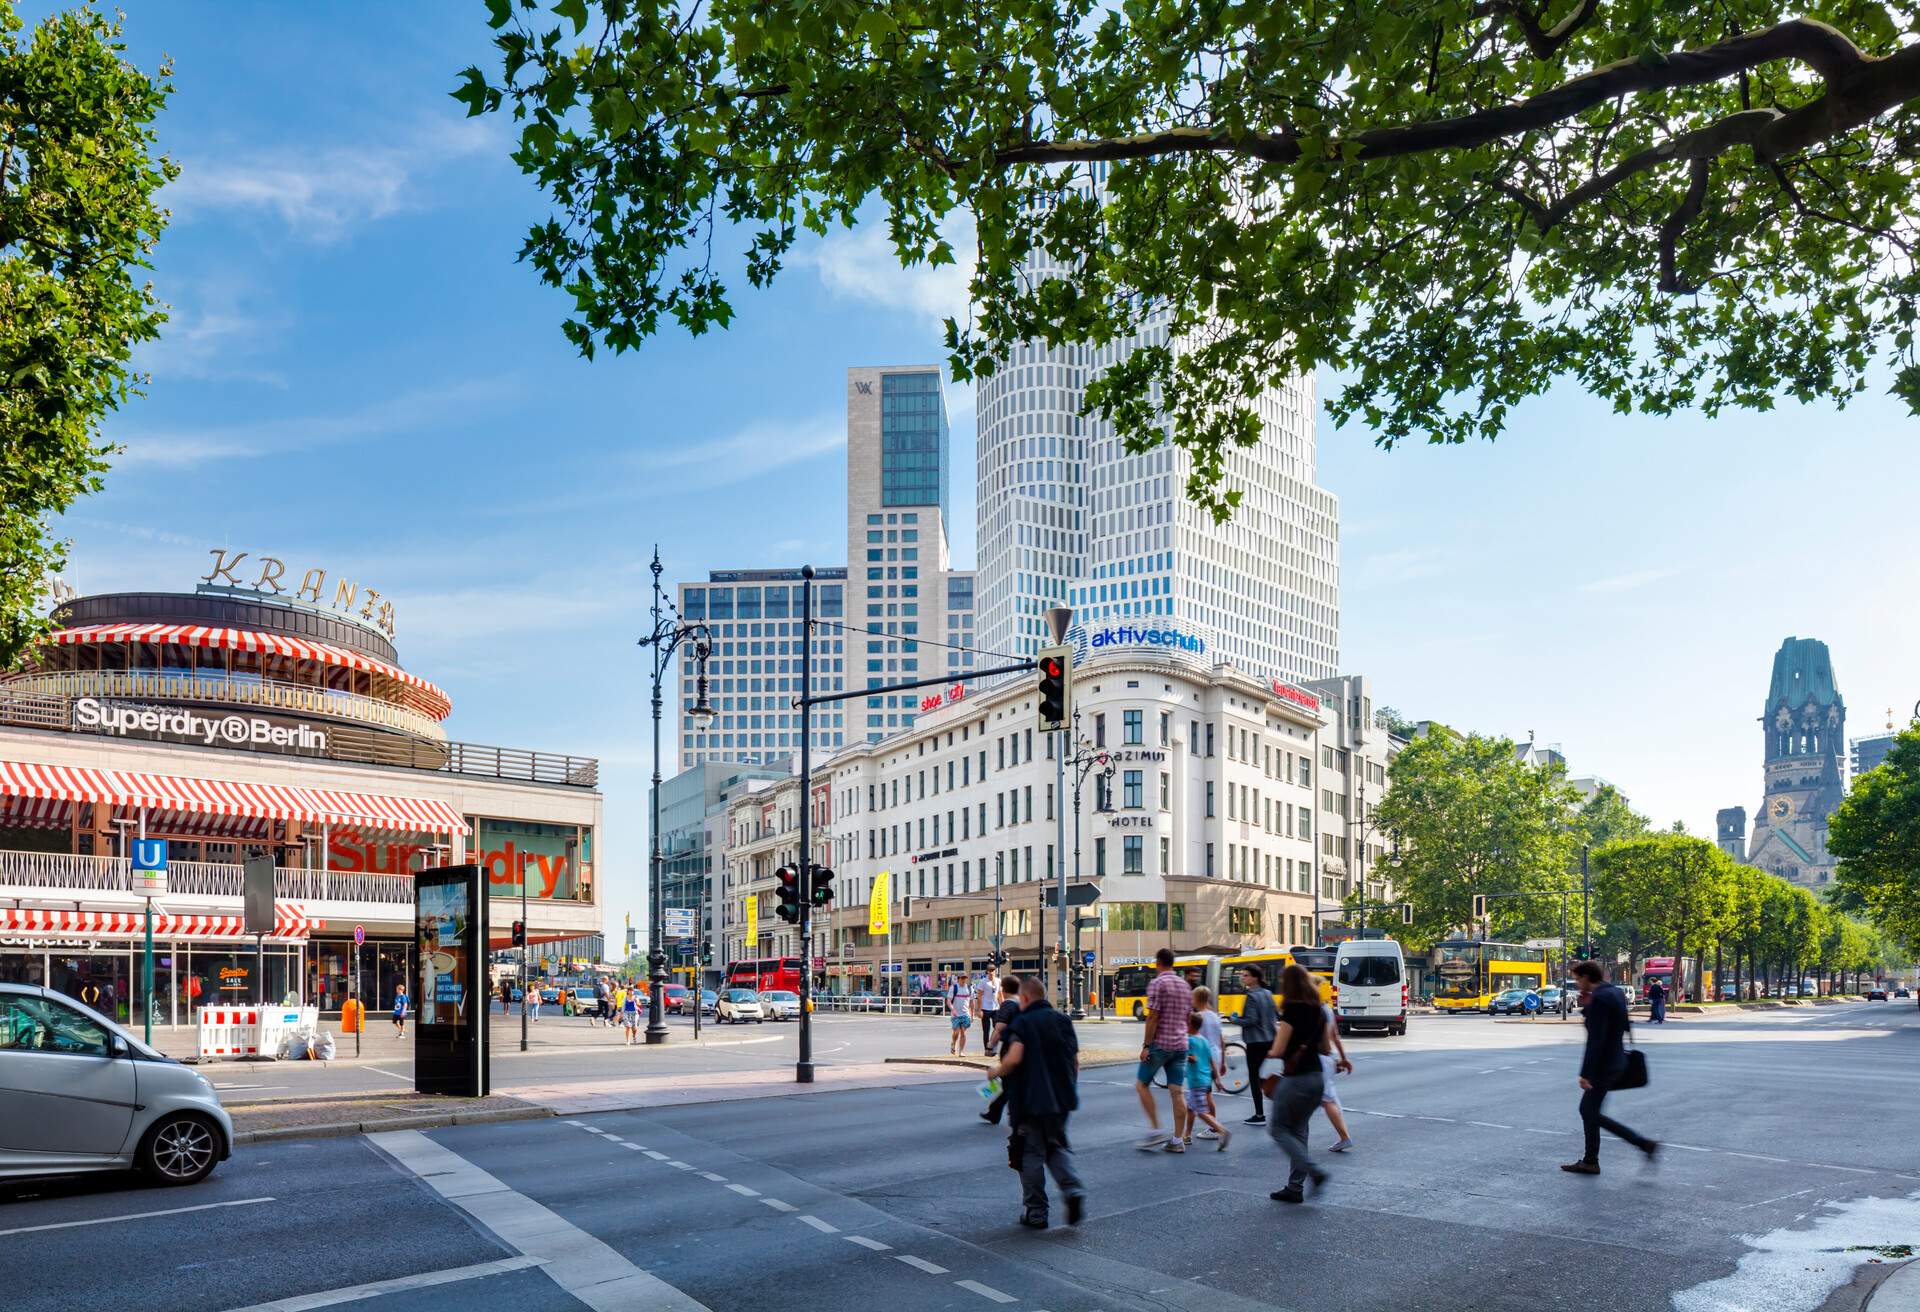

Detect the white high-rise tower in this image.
[975,306,1338,686]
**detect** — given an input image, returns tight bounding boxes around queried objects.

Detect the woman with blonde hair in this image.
[1260,964,1333,1202]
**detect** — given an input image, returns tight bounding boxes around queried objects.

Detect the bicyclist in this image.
[1190,986,1227,1141]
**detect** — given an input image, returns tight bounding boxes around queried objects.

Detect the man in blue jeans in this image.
[1134,948,1193,1152]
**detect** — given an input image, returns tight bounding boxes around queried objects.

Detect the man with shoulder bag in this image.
[1562,960,1658,1175]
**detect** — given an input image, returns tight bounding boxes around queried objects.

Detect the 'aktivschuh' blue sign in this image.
[1087,624,1205,655]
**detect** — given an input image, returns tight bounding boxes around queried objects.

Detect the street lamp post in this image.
[638,546,715,1046]
[1064,708,1114,1021]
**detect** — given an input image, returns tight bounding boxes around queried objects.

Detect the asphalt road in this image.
[5,1002,1917,1312]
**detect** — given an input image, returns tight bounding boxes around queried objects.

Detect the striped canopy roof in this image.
[36,623,451,720]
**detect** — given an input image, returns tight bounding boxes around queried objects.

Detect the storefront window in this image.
[471,818,592,901]
[47,952,132,1024]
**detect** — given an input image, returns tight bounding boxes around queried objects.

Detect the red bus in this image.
[727,957,803,994]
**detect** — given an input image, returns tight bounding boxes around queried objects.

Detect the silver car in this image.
[758,990,801,1020]
[0,982,233,1185]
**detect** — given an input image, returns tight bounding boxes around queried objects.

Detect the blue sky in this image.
[43,7,1920,941]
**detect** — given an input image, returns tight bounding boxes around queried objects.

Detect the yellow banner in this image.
[745,894,758,947]
[869,870,891,936]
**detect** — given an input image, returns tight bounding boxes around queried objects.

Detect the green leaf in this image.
[553,0,589,36]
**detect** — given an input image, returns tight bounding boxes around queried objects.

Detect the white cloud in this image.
[165,115,501,243]
[134,280,287,386]
[797,214,976,330]
[1577,566,1681,594]
[110,377,521,469]
[649,413,845,478]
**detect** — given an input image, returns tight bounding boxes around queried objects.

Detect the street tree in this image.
[1375,728,1578,947]
[1830,725,1920,952]
[460,2,1920,526]
[1573,784,1650,854]
[1,5,175,665]
[1592,834,1734,994]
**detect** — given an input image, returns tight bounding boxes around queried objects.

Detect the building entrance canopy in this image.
[0,760,468,842]
[0,905,314,941]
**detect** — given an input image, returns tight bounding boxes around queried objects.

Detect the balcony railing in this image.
[0,849,414,905]
[0,687,600,789]
[4,669,446,740]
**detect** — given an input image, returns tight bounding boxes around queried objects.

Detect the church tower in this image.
[1745,637,1846,888]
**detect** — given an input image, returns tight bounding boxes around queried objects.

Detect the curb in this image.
[233,1104,554,1145]
[1866,1259,1920,1311]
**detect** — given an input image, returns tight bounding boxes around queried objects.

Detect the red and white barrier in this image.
[196,1005,260,1058]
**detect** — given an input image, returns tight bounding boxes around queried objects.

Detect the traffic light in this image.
[1401,902,1415,926]
[510,919,525,947]
[700,939,713,965]
[1036,644,1072,732]
[775,866,801,924]
[1471,893,1487,921]
[810,866,835,908]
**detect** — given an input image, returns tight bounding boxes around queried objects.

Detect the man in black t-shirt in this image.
[980,976,1022,1125]
[987,977,1086,1230]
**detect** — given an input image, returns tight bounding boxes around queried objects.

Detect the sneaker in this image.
[1215,1128,1232,1153]
[1560,1160,1601,1175]
[1195,1128,1219,1140]
[1243,1113,1267,1125]
[1065,1193,1086,1227]
[1328,1137,1355,1153]
[1642,1141,1661,1166]
[1018,1215,1048,1230]
[1163,1139,1187,1153]
[1270,1187,1304,1203]
[1136,1133,1169,1151]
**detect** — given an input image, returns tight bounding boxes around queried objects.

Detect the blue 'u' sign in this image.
[132,838,168,871]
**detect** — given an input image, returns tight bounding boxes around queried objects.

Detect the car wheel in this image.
[139,1113,221,1186]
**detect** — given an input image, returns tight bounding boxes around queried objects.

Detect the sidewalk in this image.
[154,1011,710,1064]
[1869,1260,1920,1311]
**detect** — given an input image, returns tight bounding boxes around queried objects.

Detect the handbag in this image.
[1615,1028,1649,1090]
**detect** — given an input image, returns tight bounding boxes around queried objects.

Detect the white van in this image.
[1333,938,1408,1036]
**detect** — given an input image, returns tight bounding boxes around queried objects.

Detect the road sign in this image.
[1524,937,1565,950]
[880,962,902,973]
[354,924,366,946]
[131,837,168,895]
[664,907,696,940]
[1082,950,1095,965]
[1042,883,1101,908]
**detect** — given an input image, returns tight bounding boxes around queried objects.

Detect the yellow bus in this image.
[1216,949,1299,1017]
[1432,939,1549,1011]
[1113,955,1219,1020]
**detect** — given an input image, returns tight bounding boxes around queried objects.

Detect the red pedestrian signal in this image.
[775,866,802,924]
[511,919,526,947]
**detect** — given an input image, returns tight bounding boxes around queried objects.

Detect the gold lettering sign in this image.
[198,548,397,638]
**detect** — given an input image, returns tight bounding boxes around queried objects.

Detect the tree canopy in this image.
[0,5,174,666]
[460,0,1920,521]
[1830,724,1920,951]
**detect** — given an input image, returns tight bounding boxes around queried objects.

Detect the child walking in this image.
[621,985,640,1045]
[1183,1012,1231,1151]
[392,984,408,1037]
[1190,986,1227,1141]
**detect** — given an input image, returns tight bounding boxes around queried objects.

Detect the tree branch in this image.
[994,19,1872,170]
[1658,157,1712,293]
[1473,0,1603,61]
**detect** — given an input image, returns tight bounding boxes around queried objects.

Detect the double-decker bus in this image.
[1432,940,1549,1011]
[726,956,804,995]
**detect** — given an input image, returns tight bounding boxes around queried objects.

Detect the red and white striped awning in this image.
[0,760,468,837]
[0,903,313,940]
[39,623,452,720]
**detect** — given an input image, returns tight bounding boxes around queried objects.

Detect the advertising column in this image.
[414,865,489,1096]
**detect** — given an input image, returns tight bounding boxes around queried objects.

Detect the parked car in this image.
[759,990,801,1020]
[1617,984,1637,1006]
[1488,988,1542,1016]
[1537,986,1570,1012]
[1867,986,1890,1001]
[541,987,563,1005]
[1896,987,1912,998]
[661,984,691,1014]
[848,992,884,1012]
[0,982,233,1185]
[1333,938,1408,1036]
[699,990,718,1015]
[717,989,765,1024]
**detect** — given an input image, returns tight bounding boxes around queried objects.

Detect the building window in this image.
[1205,781,1215,817]
[1094,714,1106,748]
[1205,723,1215,757]
[1123,835,1144,873]
[1205,842,1215,877]
[1160,772,1170,809]
[1095,837,1108,876]
[1123,770,1143,809]
[1229,906,1262,935]
[1160,711,1171,746]
[1160,836,1170,874]
[1123,710,1143,744]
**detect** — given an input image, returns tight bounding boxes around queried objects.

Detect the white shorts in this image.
[1319,1054,1342,1108]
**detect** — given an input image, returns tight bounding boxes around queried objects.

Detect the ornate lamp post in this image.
[638,547,714,1045]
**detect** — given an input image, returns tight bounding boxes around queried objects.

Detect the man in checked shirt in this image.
[1134,948,1194,1152]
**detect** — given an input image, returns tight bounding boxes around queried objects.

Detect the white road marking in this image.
[896,1255,950,1275]
[727,1184,760,1197]
[1522,1128,1564,1136]
[700,1172,728,1182]
[1805,1163,1876,1174]
[1412,1115,1453,1123]
[0,1196,274,1237]
[955,1279,1018,1303]
[216,1256,544,1311]
[363,1066,412,1082]
[846,1236,891,1251]
[643,1150,671,1160]
[369,1130,709,1312]
[1467,1121,1511,1129]
[1663,1144,1711,1152]
[212,1084,288,1092]
[670,1161,697,1170]
[1364,1111,1405,1119]
[622,1143,644,1152]
[797,1215,839,1233]
[760,1198,797,1213]
[1726,1152,1791,1163]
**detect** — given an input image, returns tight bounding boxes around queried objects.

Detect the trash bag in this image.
[315,1030,337,1062]
[285,1029,311,1061]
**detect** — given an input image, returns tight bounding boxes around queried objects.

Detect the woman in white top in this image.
[1320,1002,1356,1151]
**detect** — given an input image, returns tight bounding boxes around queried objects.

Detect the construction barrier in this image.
[196,1005,261,1059]
[256,1007,319,1057]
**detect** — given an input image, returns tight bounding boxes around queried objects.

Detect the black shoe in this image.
[1270,1187,1304,1204]
[1309,1169,1330,1192]
[1244,1114,1266,1125]
[1019,1215,1048,1230]
[1642,1141,1661,1165]
[980,1111,999,1124]
[1560,1160,1600,1175]
[1065,1193,1085,1227]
